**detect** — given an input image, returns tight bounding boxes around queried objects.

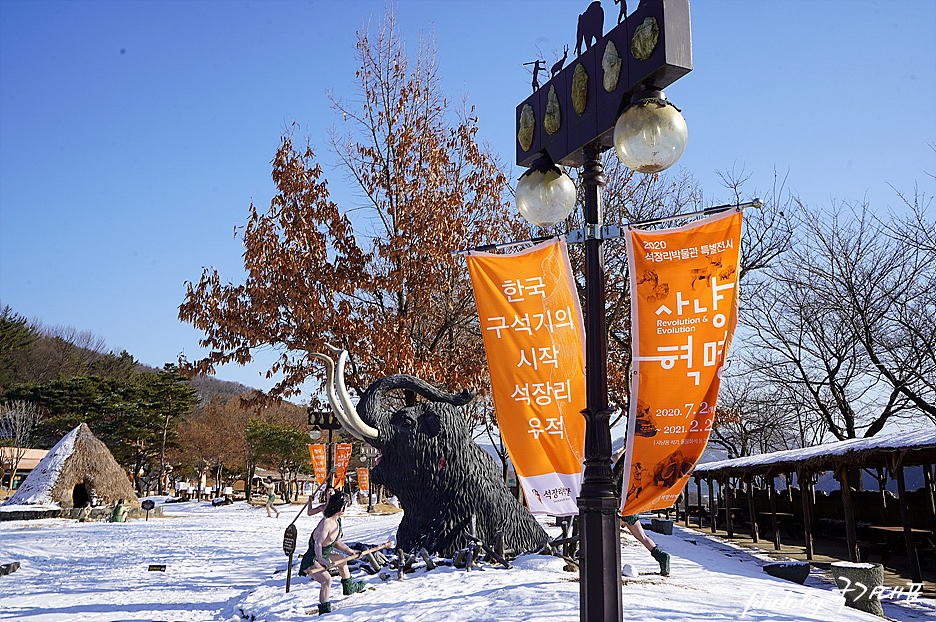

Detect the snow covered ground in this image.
[1,498,934,622]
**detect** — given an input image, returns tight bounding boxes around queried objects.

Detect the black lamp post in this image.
[308,408,342,489]
[513,2,692,621]
[361,445,379,512]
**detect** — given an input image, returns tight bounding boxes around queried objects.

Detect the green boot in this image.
[341,577,366,595]
[650,546,670,576]
[318,602,332,615]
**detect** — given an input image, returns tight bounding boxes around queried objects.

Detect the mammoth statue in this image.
[313,346,548,557]
[575,1,604,56]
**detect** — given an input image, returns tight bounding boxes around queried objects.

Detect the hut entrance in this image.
[72,483,90,508]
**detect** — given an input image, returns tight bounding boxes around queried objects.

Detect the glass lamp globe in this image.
[613,98,688,174]
[515,167,577,227]
[309,429,322,441]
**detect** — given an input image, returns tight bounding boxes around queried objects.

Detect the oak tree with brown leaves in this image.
[179,13,526,411]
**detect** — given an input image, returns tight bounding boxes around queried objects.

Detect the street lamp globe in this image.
[308,429,322,441]
[613,91,687,174]
[515,164,577,227]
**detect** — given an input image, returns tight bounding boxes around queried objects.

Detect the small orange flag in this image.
[333,443,353,488]
[307,444,327,484]
[357,467,370,492]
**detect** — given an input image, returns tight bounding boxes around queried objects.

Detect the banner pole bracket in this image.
[568,224,621,244]
[451,200,761,256]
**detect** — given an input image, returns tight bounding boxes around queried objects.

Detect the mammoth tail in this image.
[357,374,475,423]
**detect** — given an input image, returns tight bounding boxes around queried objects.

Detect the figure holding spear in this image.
[524,59,546,92]
[283,467,336,593]
[299,492,390,615]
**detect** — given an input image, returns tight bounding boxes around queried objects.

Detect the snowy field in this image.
[1,498,934,622]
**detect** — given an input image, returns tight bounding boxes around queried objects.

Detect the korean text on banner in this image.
[467,238,586,516]
[334,443,353,488]
[307,444,327,484]
[357,467,370,492]
[621,209,743,515]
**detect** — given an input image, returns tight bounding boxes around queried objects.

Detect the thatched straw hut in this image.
[2,423,138,508]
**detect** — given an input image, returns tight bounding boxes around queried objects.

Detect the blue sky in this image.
[1,0,934,398]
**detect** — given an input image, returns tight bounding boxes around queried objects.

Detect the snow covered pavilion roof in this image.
[693,427,936,479]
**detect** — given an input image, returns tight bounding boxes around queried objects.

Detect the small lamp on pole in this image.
[515,155,578,227]
[613,89,688,174]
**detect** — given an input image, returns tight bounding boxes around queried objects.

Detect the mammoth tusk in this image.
[313,346,379,441]
[309,352,364,440]
[324,344,379,441]
[312,351,373,441]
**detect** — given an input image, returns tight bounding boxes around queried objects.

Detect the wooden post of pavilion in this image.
[768,471,781,551]
[746,476,759,544]
[798,468,814,560]
[923,463,936,541]
[892,452,923,584]
[709,478,717,534]
[875,467,888,525]
[725,478,734,539]
[684,488,690,528]
[837,463,859,563]
[697,477,704,529]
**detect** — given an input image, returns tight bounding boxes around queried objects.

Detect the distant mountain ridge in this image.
[1,306,258,400]
[136,363,253,402]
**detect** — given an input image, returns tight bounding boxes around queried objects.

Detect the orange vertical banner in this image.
[307,444,327,484]
[621,209,743,515]
[333,443,353,488]
[467,238,586,516]
[357,467,369,492]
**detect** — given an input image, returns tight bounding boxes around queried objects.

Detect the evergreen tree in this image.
[138,364,199,494]
[0,306,38,391]
[4,366,197,492]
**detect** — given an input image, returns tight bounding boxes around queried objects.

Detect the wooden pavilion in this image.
[691,428,936,584]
